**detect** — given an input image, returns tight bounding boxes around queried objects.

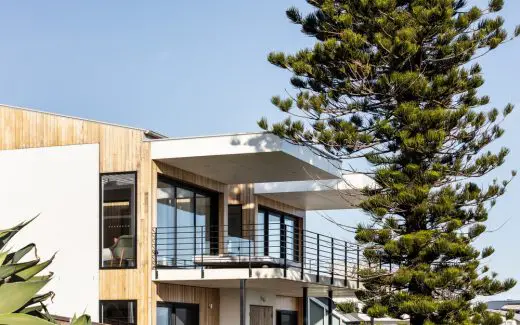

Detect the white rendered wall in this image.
[220,288,278,325]
[0,144,100,320]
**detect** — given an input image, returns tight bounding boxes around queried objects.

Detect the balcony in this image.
[152,224,377,296]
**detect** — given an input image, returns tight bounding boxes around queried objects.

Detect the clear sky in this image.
[0,1,518,300]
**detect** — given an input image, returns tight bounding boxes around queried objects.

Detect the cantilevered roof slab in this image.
[149,133,341,184]
[254,174,377,210]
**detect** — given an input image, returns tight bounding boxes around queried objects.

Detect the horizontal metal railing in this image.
[152,224,386,288]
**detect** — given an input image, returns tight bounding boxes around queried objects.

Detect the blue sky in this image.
[0,1,518,300]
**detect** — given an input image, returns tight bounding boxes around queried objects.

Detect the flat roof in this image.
[149,132,341,184]
[255,174,376,210]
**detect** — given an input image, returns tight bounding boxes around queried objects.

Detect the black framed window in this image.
[100,300,137,325]
[228,205,243,238]
[157,302,199,325]
[257,207,301,262]
[100,172,137,269]
[276,310,298,325]
[156,175,218,267]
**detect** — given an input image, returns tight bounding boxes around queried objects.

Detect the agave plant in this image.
[0,217,92,325]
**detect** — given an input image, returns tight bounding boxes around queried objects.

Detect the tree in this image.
[0,217,92,325]
[260,1,519,324]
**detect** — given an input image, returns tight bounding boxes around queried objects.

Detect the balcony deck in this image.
[151,224,381,297]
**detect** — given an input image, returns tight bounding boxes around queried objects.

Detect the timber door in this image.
[250,305,273,325]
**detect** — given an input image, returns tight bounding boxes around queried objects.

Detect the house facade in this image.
[0,104,374,325]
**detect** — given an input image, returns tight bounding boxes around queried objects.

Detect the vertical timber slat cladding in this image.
[228,184,256,238]
[275,296,299,311]
[156,283,220,325]
[0,105,151,324]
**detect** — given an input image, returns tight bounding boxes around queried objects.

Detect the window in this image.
[156,176,218,267]
[100,173,137,269]
[228,205,243,238]
[257,207,301,262]
[277,310,298,325]
[100,300,137,325]
[157,303,199,325]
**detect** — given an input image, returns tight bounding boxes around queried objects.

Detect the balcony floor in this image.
[153,267,359,298]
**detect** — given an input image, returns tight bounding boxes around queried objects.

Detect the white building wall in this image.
[220,288,278,325]
[0,144,100,320]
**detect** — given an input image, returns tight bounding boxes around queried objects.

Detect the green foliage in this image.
[0,217,92,324]
[263,0,518,324]
[336,301,359,314]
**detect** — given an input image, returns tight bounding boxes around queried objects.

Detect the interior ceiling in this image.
[156,152,338,184]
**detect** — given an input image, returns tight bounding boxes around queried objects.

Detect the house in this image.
[0,104,376,325]
[486,300,520,325]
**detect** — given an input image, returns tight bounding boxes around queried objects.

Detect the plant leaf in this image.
[0,313,55,325]
[15,254,55,281]
[0,259,39,281]
[70,314,92,325]
[0,215,39,250]
[0,279,50,313]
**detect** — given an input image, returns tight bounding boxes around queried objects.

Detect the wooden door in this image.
[250,305,273,325]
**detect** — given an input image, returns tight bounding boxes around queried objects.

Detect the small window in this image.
[100,300,137,325]
[157,302,199,325]
[100,173,137,269]
[228,205,243,238]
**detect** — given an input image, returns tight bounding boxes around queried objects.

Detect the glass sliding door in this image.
[268,211,281,258]
[155,176,217,268]
[157,303,199,325]
[284,216,297,262]
[256,211,265,256]
[157,180,175,267]
[175,188,195,268]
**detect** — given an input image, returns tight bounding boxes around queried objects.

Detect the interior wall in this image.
[0,144,100,319]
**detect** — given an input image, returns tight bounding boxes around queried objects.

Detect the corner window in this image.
[100,300,137,325]
[100,173,137,269]
[157,302,199,325]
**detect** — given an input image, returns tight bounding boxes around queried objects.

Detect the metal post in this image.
[303,287,309,325]
[200,226,204,278]
[331,237,334,285]
[283,223,287,278]
[154,228,158,279]
[344,242,348,287]
[240,279,246,325]
[301,229,305,280]
[249,224,252,278]
[316,234,320,283]
[357,246,360,289]
[328,289,333,325]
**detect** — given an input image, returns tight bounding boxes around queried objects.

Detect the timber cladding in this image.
[156,283,219,325]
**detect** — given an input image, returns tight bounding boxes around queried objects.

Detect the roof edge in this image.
[0,103,167,138]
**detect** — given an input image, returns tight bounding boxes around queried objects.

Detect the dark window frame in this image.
[276,310,298,325]
[156,174,220,259]
[99,299,138,325]
[157,302,200,325]
[257,206,302,262]
[99,171,138,270]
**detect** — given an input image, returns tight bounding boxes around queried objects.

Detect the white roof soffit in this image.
[254,173,377,211]
[150,133,341,184]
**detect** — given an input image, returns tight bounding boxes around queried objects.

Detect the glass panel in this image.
[172,304,198,325]
[256,211,265,256]
[195,194,211,256]
[176,188,195,268]
[284,217,296,262]
[268,212,281,258]
[101,174,136,268]
[157,180,175,267]
[310,300,325,325]
[157,305,171,325]
[333,315,340,325]
[101,301,137,325]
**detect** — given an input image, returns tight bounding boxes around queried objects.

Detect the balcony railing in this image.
[152,224,380,288]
